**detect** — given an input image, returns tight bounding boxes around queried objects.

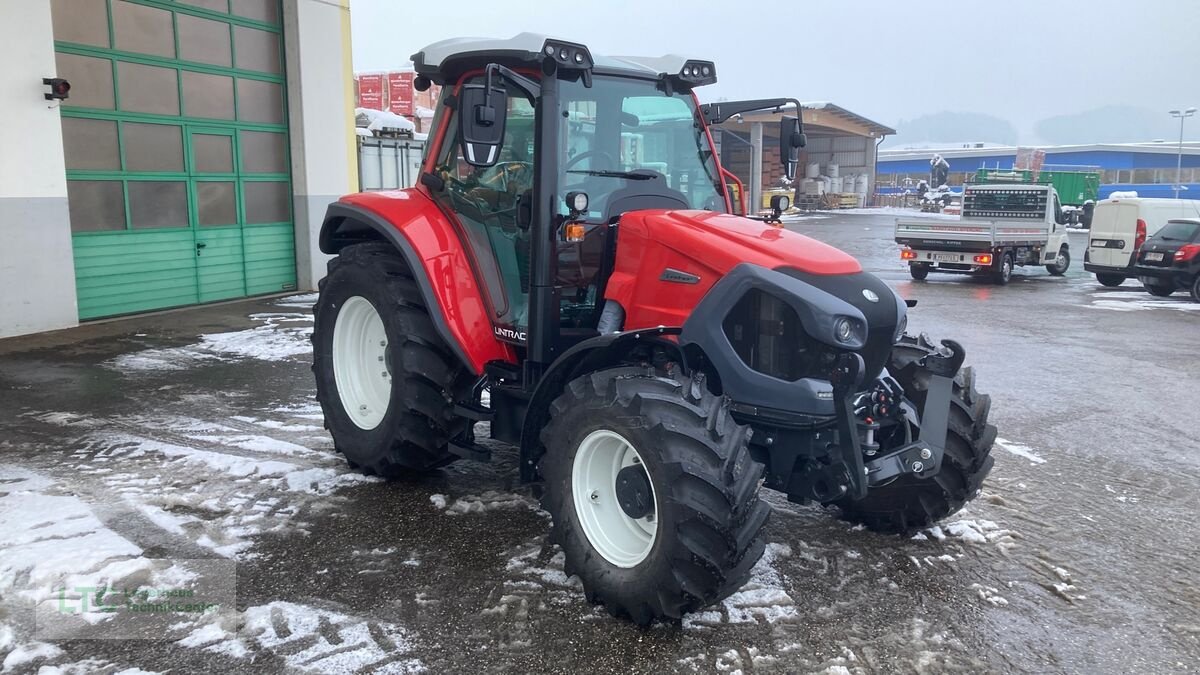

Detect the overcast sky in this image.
[350,0,1200,141]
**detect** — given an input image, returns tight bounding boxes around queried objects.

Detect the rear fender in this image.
[518,327,685,482]
[319,194,516,374]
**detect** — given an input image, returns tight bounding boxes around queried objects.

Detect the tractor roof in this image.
[411,32,716,87]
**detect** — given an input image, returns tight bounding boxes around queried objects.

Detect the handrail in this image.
[721,167,747,215]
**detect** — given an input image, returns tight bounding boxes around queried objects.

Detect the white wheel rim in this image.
[572,430,658,568]
[332,296,391,430]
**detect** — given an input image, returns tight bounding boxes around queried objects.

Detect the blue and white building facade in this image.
[876,142,1200,200]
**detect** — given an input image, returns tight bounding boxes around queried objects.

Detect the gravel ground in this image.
[0,212,1197,674]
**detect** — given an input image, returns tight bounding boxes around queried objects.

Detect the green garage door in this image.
[52,0,296,320]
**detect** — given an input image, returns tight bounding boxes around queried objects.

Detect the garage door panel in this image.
[196,228,246,302]
[56,0,293,321]
[244,224,295,294]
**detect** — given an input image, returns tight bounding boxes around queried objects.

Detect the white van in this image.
[1084,197,1200,286]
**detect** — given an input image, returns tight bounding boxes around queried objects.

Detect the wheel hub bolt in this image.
[380,340,387,347]
[919,448,932,460]
[589,490,599,502]
[911,461,924,472]
[359,405,368,413]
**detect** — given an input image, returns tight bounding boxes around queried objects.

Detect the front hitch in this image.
[861,339,965,487]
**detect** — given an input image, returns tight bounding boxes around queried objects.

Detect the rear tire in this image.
[909,263,930,281]
[833,334,997,533]
[1095,273,1125,287]
[540,367,770,624]
[313,242,470,476]
[1145,283,1175,297]
[1046,247,1070,276]
[993,253,1013,285]
[1191,276,1200,303]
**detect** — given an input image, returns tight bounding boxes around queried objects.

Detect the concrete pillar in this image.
[749,122,763,215]
[866,134,880,206]
[283,0,359,292]
[0,3,78,338]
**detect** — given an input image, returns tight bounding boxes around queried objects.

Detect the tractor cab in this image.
[408,33,806,362]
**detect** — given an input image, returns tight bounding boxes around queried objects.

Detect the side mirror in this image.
[458,84,507,167]
[778,115,805,180]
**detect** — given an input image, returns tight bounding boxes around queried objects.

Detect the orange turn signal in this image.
[973,254,993,265]
[900,249,917,260]
[564,223,586,243]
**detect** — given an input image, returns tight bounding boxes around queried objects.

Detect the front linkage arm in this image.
[859,339,966,490]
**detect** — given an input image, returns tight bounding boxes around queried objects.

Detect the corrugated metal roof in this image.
[880,141,1200,161]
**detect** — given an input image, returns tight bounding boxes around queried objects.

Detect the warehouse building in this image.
[713,102,895,211]
[1,0,356,339]
[877,142,1200,199]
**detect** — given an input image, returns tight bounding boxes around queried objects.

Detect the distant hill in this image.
[882,112,1018,148]
[1034,106,1185,145]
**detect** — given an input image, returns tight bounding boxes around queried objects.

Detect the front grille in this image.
[721,288,837,381]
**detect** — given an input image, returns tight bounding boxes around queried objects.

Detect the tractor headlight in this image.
[834,317,855,343]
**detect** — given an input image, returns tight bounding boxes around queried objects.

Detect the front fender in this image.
[518,327,682,482]
[320,191,516,374]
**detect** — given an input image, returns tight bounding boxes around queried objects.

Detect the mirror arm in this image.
[484,63,542,102]
[701,98,804,125]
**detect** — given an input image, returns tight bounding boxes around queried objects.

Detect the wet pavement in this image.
[0,212,1197,674]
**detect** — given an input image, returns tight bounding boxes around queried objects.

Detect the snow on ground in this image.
[438,490,544,517]
[22,409,379,560]
[1084,288,1200,313]
[247,601,424,672]
[683,543,798,628]
[0,466,151,608]
[105,311,313,372]
[995,437,1048,465]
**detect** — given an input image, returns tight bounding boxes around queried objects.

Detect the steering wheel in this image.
[564,150,618,173]
[477,161,534,194]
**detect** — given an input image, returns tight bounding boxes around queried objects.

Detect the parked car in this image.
[1084,197,1200,287]
[1134,219,1200,301]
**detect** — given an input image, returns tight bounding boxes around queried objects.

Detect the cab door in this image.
[427,78,538,339]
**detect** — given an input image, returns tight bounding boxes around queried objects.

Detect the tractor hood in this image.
[604,209,866,331]
[621,209,862,276]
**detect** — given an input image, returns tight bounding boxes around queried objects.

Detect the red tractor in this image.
[313,34,995,624]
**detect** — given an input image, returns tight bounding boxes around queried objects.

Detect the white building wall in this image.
[283,0,358,292]
[0,3,78,338]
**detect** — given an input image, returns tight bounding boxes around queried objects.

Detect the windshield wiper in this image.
[566,169,656,181]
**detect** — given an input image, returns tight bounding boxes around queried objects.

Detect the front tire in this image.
[834,334,997,533]
[1046,247,1070,276]
[1096,273,1125,287]
[540,367,770,624]
[312,243,469,476]
[1145,283,1175,297]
